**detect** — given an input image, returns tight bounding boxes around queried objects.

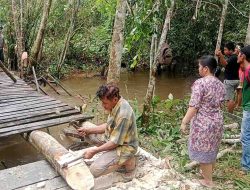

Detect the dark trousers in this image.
[0,48,4,62]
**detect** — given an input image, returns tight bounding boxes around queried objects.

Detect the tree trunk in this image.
[141,0,175,128]
[30,0,52,66]
[192,0,202,20]
[107,0,127,84]
[245,13,250,45]
[57,0,80,78]
[11,0,24,76]
[215,0,229,51]
[29,130,94,190]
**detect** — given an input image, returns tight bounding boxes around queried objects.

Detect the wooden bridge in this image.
[0,67,96,189]
[0,70,92,137]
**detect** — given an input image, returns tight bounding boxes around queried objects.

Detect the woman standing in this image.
[181,55,226,187]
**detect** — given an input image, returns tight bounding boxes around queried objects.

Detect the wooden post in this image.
[0,61,17,83]
[29,130,94,190]
[42,76,60,95]
[48,74,72,96]
[32,66,40,92]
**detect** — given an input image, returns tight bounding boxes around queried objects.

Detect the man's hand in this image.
[180,123,189,135]
[215,49,222,57]
[77,126,90,137]
[83,147,98,159]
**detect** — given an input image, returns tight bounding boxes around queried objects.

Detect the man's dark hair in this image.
[199,55,218,74]
[96,83,121,100]
[241,45,250,62]
[224,42,235,51]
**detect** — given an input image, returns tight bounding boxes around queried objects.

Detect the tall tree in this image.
[107,0,127,84]
[11,0,24,75]
[141,0,175,128]
[30,0,52,66]
[215,0,229,53]
[57,0,80,78]
[245,13,250,45]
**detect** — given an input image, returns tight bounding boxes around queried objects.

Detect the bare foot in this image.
[198,179,215,188]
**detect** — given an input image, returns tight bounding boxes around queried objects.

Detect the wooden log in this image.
[222,139,240,144]
[184,144,237,171]
[224,123,239,130]
[29,130,94,190]
[223,111,242,121]
[0,61,17,83]
[223,134,240,139]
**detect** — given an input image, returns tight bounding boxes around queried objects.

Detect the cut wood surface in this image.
[0,71,93,137]
[29,131,94,190]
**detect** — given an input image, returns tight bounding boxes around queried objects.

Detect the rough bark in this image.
[215,0,229,52]
[11,0,24,75]
[30,0,52,66]
[141,0,175,128]
[107,0,127,84]
[57,0,79,78]
[245,13,250,45]
[29,130,94,190]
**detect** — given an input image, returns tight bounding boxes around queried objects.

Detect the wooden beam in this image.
[29,131,94,190]
[48,74,72,96]
[0,114,92,137]
[32,66,40,92]
[0,109,80,128]
[0,61,17,83]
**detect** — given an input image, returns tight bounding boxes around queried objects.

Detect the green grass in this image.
[136,96,250,189]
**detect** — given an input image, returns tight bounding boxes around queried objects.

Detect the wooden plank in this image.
[0,90,36,93]
[0,99,59,112]
[0,106,74,123]
[0,96,47,103]
[16,176,69,190]
[0,160,59,190]
[0,96,53,107]
[0,94,42,100]
[0,109,80,128]
[0,85,32,89]
[0,61,17,82]
[0,114,90,137]
[0,100,62,114]
[0,103,68,118]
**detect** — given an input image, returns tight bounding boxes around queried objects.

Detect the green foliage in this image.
[137,95,189,167]
[0,0,249,76]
